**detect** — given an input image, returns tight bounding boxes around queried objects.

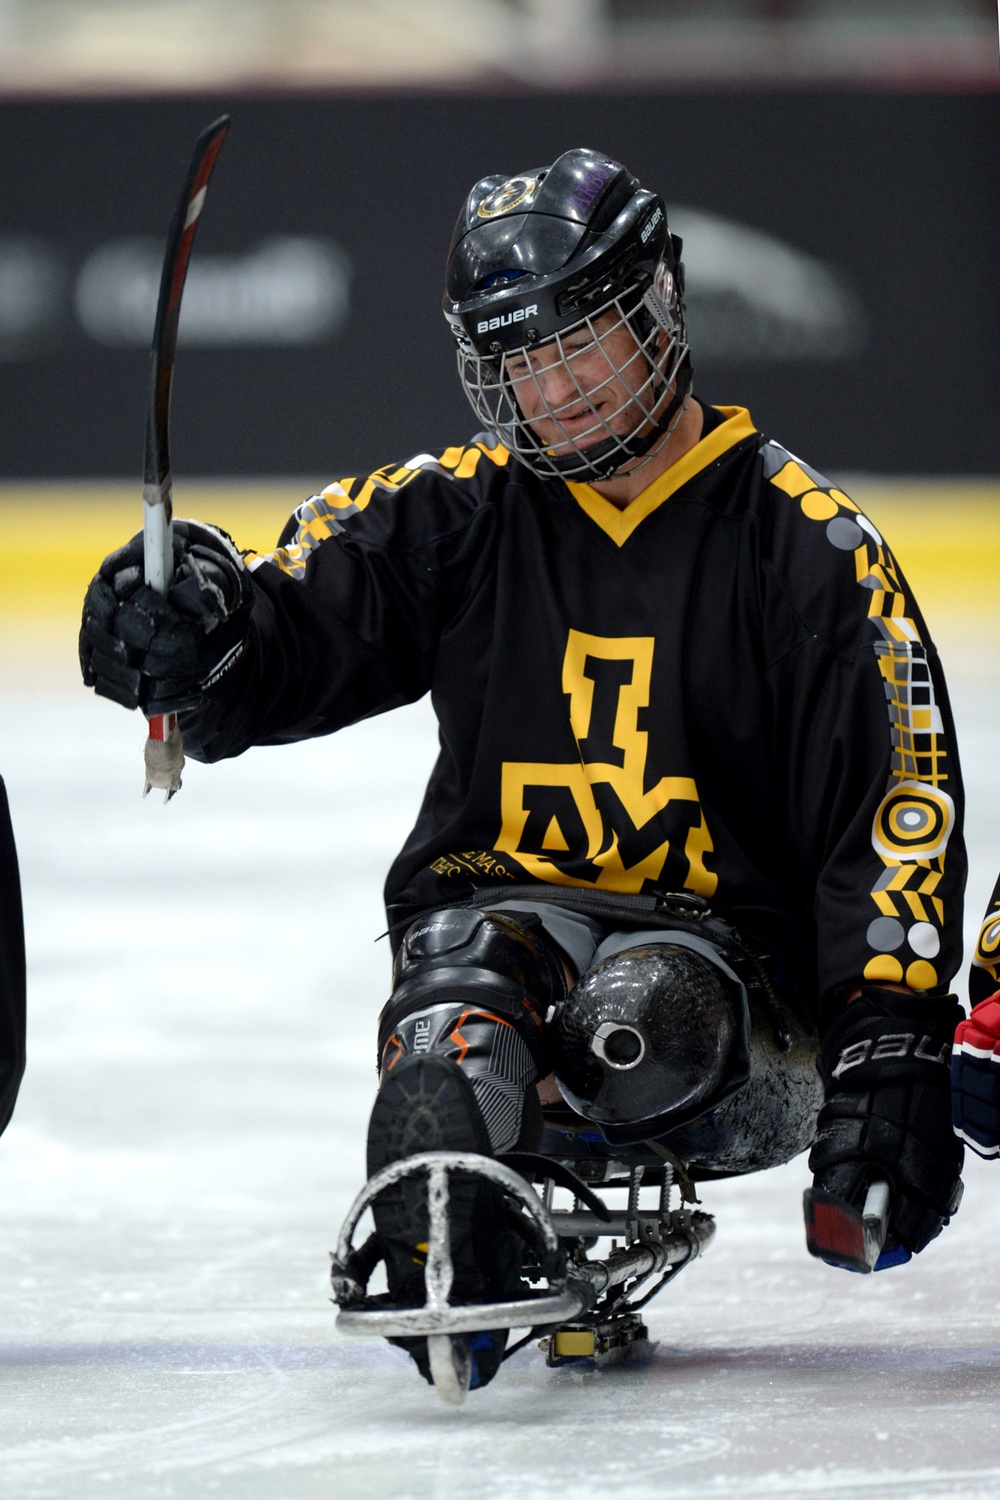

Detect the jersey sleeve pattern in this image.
[246,439,510,581]
[181,439,508,761]
[971,871,1000,1004]
[762,440,962,1002]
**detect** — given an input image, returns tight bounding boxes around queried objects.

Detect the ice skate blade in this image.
[427,1335,471,1405]
[542,1312,650,1369]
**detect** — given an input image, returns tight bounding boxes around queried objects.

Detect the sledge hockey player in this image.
[80,148,967,1391]
[952,874,1000,1157]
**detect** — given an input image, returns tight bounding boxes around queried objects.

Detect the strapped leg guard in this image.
[366,907,567,1389]
[375,906,566,1153]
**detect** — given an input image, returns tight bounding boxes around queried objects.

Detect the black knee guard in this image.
[375,907,566,1153]
[552,942,750,1142]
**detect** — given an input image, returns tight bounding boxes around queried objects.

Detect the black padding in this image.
[379,967,529,1038]
[0,778,26,1137]
[402,907,484,960]
[380,907,567,1068]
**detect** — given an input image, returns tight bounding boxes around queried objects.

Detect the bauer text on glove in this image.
[809,986,964,1261]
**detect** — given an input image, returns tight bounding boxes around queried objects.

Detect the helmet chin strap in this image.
[527,349,693,484]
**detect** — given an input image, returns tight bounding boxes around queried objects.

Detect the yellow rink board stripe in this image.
[0,478,998,624]
[0,482,310,621]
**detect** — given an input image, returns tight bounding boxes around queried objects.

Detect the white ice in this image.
[1,627,999,1500]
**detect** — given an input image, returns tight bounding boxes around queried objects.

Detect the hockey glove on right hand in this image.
[80,520,253,716]
[809,986,964,1263]
[952,993,1000,1159]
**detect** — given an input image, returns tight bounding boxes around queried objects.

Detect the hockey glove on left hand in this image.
[80,520,253,716]
[952,993,1000,1159]
[809,986,964,1266]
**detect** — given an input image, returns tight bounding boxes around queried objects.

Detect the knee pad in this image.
[552,943,749,1143]
[375,907,566,1153]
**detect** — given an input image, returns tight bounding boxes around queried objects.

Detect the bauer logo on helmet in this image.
[475,304,539,335]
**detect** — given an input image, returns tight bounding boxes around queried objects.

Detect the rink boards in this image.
[1,477,999,637]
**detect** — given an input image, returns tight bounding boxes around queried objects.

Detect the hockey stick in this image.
[142,114,230,802]
[803,1178,891,1273]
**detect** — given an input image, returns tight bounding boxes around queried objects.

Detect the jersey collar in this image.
[564,405,758,546]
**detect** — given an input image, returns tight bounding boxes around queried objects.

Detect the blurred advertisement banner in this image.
[0,91,996,477]
[669,208,867,362]
[74,237,351,347]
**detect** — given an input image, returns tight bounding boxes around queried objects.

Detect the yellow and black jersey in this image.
[971,874,1000,1004]
[182,404,965,1025]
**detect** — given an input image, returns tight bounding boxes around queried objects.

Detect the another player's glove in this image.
[80,521,253,716]
[809,986,964,1264]
[952,993,1000,1159]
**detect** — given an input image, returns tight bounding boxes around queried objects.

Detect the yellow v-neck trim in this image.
[565,405,758,547]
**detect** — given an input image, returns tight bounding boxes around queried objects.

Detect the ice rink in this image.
[1,537,1000,1498]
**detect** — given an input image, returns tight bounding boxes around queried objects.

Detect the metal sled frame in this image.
[331,1150,715,1348]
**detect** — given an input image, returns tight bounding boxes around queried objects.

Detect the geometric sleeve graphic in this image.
[246,438,510,579]
[766,443,956,990]
[870,782,955,861]
[973,903,1000,985]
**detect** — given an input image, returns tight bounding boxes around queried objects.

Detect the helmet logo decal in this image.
[640,205,663,244]
[477,176,537,219]
[476,303,538,335]
[569,160,617,216]
[643,263,677,333]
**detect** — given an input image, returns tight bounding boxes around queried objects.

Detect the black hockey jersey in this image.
[183,405,965,1025]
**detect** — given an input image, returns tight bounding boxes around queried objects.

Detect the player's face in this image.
[504,312,652,457]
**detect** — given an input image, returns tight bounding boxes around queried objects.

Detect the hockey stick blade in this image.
[142,114,230,802]
[803,1179,890,1274]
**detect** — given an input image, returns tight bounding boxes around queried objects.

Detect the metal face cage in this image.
[456,260,690,484]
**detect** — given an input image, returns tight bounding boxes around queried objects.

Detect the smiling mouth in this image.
[555,402,603,430]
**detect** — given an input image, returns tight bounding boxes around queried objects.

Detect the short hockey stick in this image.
[142,114,230,802]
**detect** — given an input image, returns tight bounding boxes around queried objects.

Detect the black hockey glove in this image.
[80,521,253,716]
[809,986,964,1260]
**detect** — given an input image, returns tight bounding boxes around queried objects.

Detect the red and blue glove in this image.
[952,993,1000,1159]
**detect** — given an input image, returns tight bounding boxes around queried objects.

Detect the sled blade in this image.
[427,1334,471,1406]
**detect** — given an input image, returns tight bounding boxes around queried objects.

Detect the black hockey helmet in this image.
[443,147,691,483]
[551,941,750,1141]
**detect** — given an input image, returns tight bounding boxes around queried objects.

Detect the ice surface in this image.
[1,627,999,1500]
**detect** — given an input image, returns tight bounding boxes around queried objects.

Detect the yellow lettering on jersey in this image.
[496,631,718,896]
[541,816,570,852]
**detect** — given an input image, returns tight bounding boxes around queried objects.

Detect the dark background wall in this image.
[1,91,997,479]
